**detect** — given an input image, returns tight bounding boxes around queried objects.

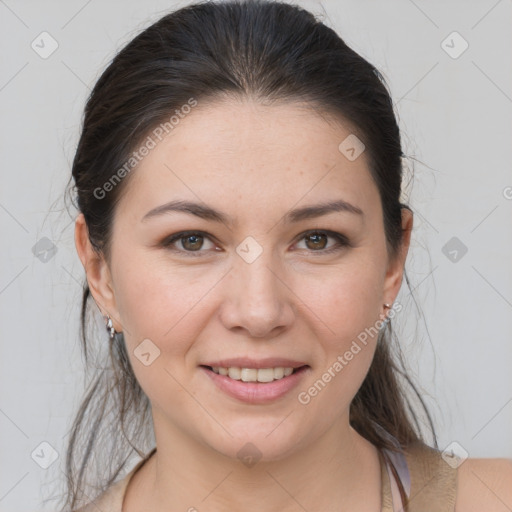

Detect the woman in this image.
[64,1,512,511]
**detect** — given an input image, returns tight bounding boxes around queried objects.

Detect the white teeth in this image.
[253,368,274,383]
[211,366,298,382]
[228,367,241,380]
[274,367,284,379]
[240,368,258,382]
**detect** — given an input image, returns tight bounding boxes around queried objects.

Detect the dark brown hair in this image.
[62,1,435,510]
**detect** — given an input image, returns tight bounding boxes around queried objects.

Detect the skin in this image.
[75,99,512,511]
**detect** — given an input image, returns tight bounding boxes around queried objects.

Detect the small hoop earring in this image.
[379,303,392,328]
[105,315,116,340]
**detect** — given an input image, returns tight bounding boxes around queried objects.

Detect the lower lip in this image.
[200,366,310,404]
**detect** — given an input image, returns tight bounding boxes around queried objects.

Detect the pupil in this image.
[307,233,326,250]
[184,235,202,250]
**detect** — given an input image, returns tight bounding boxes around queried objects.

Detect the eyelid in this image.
[160,229,351,256]
[292,229,351,253]
[160,230,217,255]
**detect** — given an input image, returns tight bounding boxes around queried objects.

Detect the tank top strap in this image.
[381,446,410,510]
[379,439,458,511]
[378,448,396,512]
[402,440,458,511]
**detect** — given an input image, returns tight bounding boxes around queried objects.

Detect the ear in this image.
[74,213,122,332]
[382,207,413,305]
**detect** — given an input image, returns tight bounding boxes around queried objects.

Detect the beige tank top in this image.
[76,441,458,511]
[380,440,458,511]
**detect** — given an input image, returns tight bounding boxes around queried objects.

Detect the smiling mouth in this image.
[200,365,308,383]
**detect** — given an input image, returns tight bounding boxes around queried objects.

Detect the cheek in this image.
[293,282,381,424]
[112,252,223,351]
[113,245,385,353]
[290,255,384,406]
[294,254,384,344]
[110,254,219,410]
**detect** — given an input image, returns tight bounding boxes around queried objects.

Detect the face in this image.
[77,98,410,462]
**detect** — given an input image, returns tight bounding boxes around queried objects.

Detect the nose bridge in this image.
[221,236,294,337]
[235,239,282,307]
[238,249,278,296]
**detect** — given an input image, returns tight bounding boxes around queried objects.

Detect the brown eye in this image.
[180,234,204,251]
[294,230,350,255]
[304,232,328,250]
[161,231,216,256]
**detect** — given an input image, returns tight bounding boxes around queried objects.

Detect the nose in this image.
[219,252,295,339]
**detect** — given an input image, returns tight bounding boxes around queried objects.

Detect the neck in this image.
[131,410,382,512]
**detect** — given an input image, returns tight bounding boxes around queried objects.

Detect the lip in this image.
[200,365,310,404]
[200,357,308,369]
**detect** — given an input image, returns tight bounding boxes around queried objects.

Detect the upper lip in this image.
[201,358,309,369]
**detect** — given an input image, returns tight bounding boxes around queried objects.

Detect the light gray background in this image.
[1,0,511,510]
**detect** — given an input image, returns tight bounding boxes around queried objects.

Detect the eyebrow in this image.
[141,198,364,226]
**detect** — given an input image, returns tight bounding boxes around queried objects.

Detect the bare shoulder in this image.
[455,456,512,512]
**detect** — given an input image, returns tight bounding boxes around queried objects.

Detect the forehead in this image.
[116,98,380,224]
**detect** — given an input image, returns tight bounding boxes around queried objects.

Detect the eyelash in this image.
[160,229,351,257]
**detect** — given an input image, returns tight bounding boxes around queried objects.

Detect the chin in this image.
[205,421,308,464]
